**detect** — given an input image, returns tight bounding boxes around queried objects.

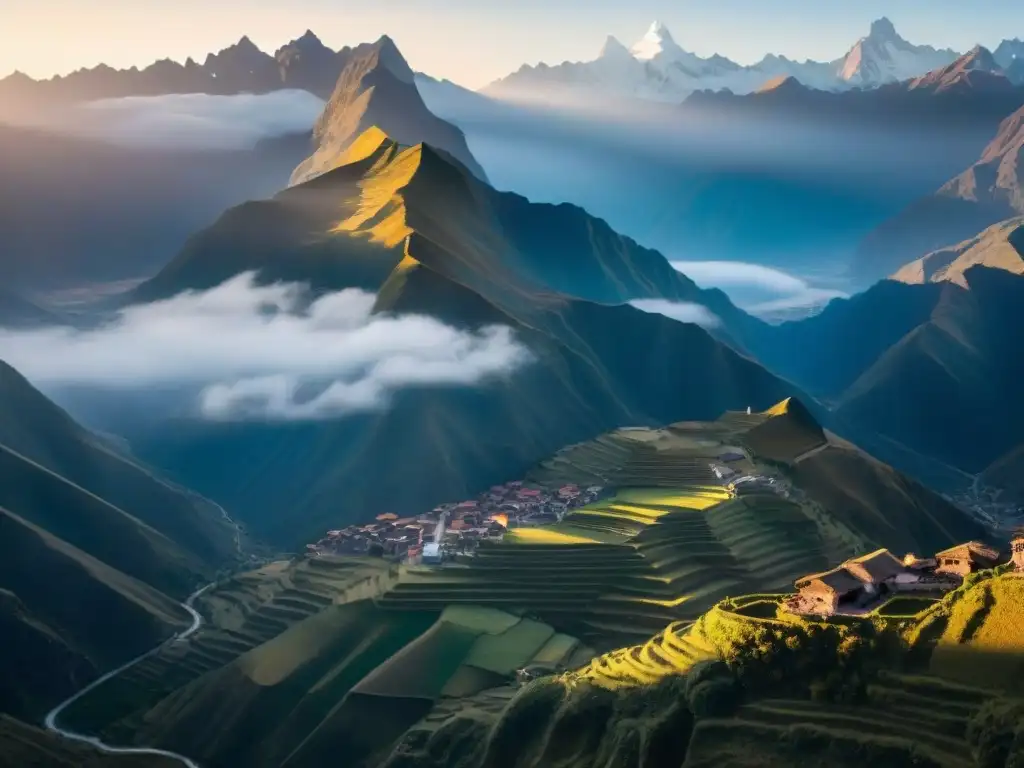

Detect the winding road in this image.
[43,582,214,767]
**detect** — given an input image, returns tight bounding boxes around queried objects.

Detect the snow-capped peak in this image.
[836,16,958,85]
[631,21,681,61]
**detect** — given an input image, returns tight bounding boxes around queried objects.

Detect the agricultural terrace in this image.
[569,580,1019,768]
[62,555,401,736]
[378,483,842,646]
[352,605,592,701]
[377,404,852,646]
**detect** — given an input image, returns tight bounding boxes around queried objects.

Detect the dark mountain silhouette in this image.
[0,358,240,721]
[289,37,486,185]
[118,128,792,546]
[0,31,347,120]
[760,267,1024,476]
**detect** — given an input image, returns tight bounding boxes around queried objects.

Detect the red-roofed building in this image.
[518,489,542,499]
[449,519,468,532]
[456,500,478,509]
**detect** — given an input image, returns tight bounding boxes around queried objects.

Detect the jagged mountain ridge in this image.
[289,37,487,185]
[0,18,1004,114]
[0,29,347,115]
[484,17,959,103]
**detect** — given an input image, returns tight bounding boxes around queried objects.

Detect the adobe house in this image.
[793,549,905,615]
[794,568,866,614]
[934,541,1001,578]
[1012,533,1024,572]
[842,549,907,589]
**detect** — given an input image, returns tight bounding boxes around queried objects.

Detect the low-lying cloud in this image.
[670,261,849,318]
[629,299,721,328]
[0,273,531,420]
[64,90,325,149]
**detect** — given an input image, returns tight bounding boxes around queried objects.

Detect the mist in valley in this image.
[422,81,1003,301]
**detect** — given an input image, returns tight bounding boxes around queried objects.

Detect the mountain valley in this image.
[3,10,1024,768]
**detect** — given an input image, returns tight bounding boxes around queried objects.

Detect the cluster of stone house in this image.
[308,515,430,561]
[306,481,605,562]
[788,534,1024,617]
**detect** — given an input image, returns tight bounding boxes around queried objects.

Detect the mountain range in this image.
[0,35,485,292]
[0,30,344,119]
[756,264,1024,478]
[4,17,1023,118]
[5,21,1024,766]
[855,96,1024,277]
[485,18,972,103]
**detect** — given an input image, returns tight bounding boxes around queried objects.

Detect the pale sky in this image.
[5,0,1024,89]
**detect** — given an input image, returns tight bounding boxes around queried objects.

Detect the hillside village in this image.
[305,480,607,563]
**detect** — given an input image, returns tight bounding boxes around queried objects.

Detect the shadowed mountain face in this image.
[854,94,1024,280]
[289,37,486,185]
[760,266,1024,476]
[109,128,794,546]
[0,359,240,720]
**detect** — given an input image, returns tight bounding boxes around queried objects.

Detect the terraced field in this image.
[572,595,774,689]
[527,422,748,489]
[379,483,838,645]
[63,555,400,735]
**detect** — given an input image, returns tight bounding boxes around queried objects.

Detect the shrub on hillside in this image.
[687,678,740,718]
[480,678,567,768]
[966,698,1024,768]
[713,613,905,704]
[684,659,732,697]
